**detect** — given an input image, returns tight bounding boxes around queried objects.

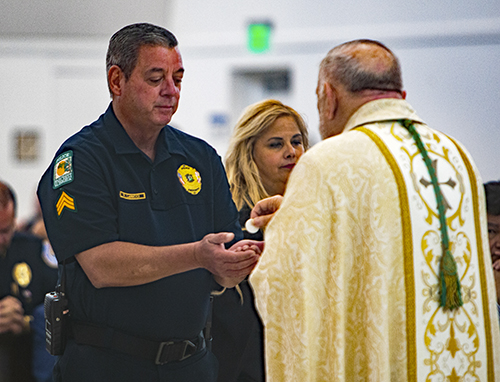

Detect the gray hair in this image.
[320,39,403,93]
[106,23,178,94]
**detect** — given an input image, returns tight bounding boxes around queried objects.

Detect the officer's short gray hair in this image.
[105,23,178,94]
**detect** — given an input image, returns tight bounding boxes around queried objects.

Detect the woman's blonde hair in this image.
[225,99,309,210]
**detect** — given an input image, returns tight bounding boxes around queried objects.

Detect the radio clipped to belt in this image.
[44,259,70,355]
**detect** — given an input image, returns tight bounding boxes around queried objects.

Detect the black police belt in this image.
[71,321,206,365]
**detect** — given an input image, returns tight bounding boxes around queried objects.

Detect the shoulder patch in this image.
[41,240,58,269]
[177,164,202,195]
[53,150,74,189]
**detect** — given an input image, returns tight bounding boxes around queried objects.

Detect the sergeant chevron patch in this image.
[56,190,77,218]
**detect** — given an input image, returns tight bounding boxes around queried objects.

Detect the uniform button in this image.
[154,189,158,194]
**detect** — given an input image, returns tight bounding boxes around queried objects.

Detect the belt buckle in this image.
[179,340,196,362]
[155,340,196,365]
[155,341,174,365]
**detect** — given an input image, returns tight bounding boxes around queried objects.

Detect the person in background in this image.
[249,39,500,381]
[484,180,500,318]
[13,192,58,382]
[37,23,262,382]
[212,99,309,382]
[22,198,57,382]
[0,181,58,382]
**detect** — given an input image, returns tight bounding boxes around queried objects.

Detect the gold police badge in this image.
[177,164,202,195]
[13,262,32,288]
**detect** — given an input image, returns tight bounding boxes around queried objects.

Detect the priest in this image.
[250,39,500,381]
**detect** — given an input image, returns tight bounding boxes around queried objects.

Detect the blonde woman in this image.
[212,99,309,382]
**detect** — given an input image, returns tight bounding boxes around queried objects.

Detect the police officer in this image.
[0,181,58,382]
[37,23,262,382]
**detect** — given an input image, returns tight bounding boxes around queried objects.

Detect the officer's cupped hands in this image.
[195,233,263,287]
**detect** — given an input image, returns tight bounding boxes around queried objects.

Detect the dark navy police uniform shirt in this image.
[37,104,242,342]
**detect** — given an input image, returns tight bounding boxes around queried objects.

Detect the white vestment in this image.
[250,99,500,381]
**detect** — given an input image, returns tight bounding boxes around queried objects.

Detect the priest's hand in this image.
[250,195,283,229]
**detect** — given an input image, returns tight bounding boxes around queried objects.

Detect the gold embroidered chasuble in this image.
[250,99,500,381]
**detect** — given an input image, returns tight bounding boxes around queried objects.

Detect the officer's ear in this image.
[108,65,124,97]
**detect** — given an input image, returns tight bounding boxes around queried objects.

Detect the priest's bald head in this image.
[316,39,407,139]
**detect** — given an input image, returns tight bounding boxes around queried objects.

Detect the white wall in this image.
[0,40,110,220]
[0,0,499,221]
[0,0,172,37]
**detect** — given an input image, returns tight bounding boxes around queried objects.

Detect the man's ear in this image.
[108,65,123,97]
[324,82,337,120]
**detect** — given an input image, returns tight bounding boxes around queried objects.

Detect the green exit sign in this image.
[248,22,272,53]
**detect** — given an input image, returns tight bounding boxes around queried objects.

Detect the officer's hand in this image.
[250,195,283,229]
[229,240,264,255]
[493,258,500,305]
[194,233,260,284]
[0,296,25,335]
[493,257,500,271]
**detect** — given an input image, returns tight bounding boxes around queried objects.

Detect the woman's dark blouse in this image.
[211,203,265,382]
